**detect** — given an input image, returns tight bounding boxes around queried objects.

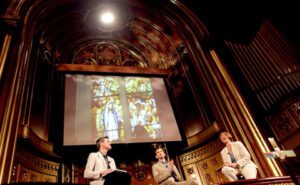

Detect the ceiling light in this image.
[100,12,114,24]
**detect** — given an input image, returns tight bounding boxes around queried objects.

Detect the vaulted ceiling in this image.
[5,0,201,69]
[3,0,296,70]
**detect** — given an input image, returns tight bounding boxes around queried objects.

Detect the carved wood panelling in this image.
[179,139,226,185]
[16,166,57,183]
[179,140,223,165]
[269,98,300,144]
[13,149,59,183]
[72,40,151,68]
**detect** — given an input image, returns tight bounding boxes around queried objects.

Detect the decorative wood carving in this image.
[13,148,60,183]
[72,40,150,68]
[179,139,226,185]
[269,98,300,142]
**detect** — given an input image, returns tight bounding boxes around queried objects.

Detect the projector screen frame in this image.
[56,64,172,77]
[58,64,184,145]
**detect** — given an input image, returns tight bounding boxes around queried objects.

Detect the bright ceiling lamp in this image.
[84,4,128,32]
[100,11,114,24]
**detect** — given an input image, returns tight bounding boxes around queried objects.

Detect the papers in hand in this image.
[114,169,127,173]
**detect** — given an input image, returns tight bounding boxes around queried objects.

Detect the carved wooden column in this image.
[208,49,283,177]
[0,15,21,184]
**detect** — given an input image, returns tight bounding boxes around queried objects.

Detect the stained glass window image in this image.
[91,76,162,142]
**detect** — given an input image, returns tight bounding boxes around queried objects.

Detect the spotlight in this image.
[100,12,114,24]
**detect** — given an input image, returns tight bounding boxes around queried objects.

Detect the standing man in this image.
[152,147,198,185]
[84,136,116,185]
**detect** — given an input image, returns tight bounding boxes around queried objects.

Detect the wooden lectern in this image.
[103,170,132,185]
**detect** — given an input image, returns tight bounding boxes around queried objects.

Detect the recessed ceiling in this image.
[25,0,185,69]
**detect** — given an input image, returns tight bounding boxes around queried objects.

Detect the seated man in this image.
[219,131,258,182]
[152,147,198,185]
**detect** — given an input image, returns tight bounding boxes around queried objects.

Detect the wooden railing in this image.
[216,176,300,185]
[2,176,300,185]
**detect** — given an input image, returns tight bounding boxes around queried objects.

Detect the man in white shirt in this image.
[84,136,117,185]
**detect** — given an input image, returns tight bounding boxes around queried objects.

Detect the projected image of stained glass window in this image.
[64,74,181,145]
[91,77,124,142]
[91,76,161,142]
[125,77,161,140]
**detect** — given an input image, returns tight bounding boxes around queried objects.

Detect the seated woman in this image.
[219,131,257,182]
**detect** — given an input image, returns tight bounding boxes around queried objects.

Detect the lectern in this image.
[103,170,132,185]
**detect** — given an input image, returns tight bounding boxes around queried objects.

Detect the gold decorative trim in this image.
[179,139,223,166]
[0,34,12,86]
[187,122,221,146]
[56,63,171,76]
[17,125,59,157]
[15,148,59,175]
[210,50,283,176]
